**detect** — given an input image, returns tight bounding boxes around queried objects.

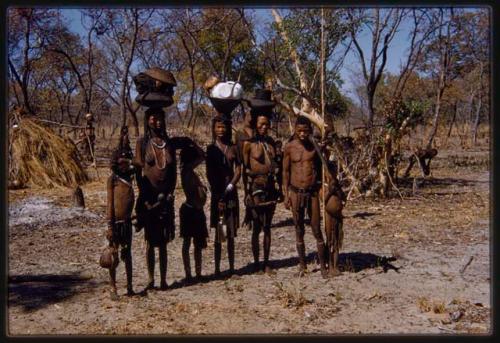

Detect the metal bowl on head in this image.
[209,97,241,116]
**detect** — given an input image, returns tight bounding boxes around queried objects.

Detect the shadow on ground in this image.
[351,212,378,219]
[339,252,400,273]
[164,251,399,291]
[397,177,487,189]
[8,273,100,312]
[271,217,311,228]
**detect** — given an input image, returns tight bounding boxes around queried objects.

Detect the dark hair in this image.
[111,127,133,174]
[295,116,312,128]
[141,107,168,160]
[211,116,232,144]
[180,145,197,166]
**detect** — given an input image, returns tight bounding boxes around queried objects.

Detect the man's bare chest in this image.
[290,144,316,164]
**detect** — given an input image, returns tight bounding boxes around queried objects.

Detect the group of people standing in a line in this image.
[101,69,345,300]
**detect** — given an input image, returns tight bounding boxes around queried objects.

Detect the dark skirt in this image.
[180,203,208,239]
[111,220,132,248]
[248,174,277,229]
[143,200,175,247]
[210,191,239,237]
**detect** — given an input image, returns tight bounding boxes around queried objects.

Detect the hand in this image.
[106,227,113,241]
[244,194,253,207]
[276,191,284,203]
[284,196,291,210]
[225,183,234,193]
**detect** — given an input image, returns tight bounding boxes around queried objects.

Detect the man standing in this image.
[282,116,328,278]
[242,89,280,274]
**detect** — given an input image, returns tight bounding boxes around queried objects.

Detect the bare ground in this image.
[7,148,491,335]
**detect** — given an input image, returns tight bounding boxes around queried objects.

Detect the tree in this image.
[347,8,405,128]
[94,9,155,135]
[8,8,62,115]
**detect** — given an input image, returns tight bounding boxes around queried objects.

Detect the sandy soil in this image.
[7,148,491,335]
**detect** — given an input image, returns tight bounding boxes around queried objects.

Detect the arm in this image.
[225,146,241,189]
[273,141,284,198]
[106,176,115,243]
[282,143,291,209]
[205,146,217,190]
[314,152,323,187]
[132,139,144,188]
[242,141,251,195]
[132,138,144,169]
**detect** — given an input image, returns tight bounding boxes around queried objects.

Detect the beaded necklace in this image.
[150,139,167,170]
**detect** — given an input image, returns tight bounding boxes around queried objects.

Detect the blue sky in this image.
[60,8,418,101]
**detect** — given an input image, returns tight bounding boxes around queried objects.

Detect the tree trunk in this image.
[73,186,85,208]
[120,10,139,128]
[447,100,458,138]
[472,62,484,145]
[472,95,482,145]
[271,9,311,112]
[426,73,445,150]
[367,87,376,128]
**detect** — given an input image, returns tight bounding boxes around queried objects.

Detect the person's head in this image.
[295,116,312,142]
[145,108,166,132]
[212,116,231,142]
[116,157,132,175]
[214,118,227,139]
[255,114,270,136]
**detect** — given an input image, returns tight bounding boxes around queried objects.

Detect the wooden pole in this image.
[320,7,326,234]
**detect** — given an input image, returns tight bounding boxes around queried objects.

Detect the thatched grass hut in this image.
[8,116,88,189]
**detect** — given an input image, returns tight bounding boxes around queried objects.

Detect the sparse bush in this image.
[273,281,312,309]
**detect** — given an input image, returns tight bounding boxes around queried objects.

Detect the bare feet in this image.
[264,265,276,275]
[296,264,307,277]
[320,267,329,279]
[329,267,342,277]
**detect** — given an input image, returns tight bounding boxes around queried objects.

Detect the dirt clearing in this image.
[7,149,491,335]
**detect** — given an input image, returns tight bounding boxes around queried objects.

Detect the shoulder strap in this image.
[261,142,271,165]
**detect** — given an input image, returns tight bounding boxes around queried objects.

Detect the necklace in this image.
[150,139,167,170]
[216,140,229,166]
[115,174,133,188]
[151,140,166,149]
[216,140,228,155]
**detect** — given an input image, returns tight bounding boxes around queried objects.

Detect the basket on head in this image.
[133,67,176,108]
